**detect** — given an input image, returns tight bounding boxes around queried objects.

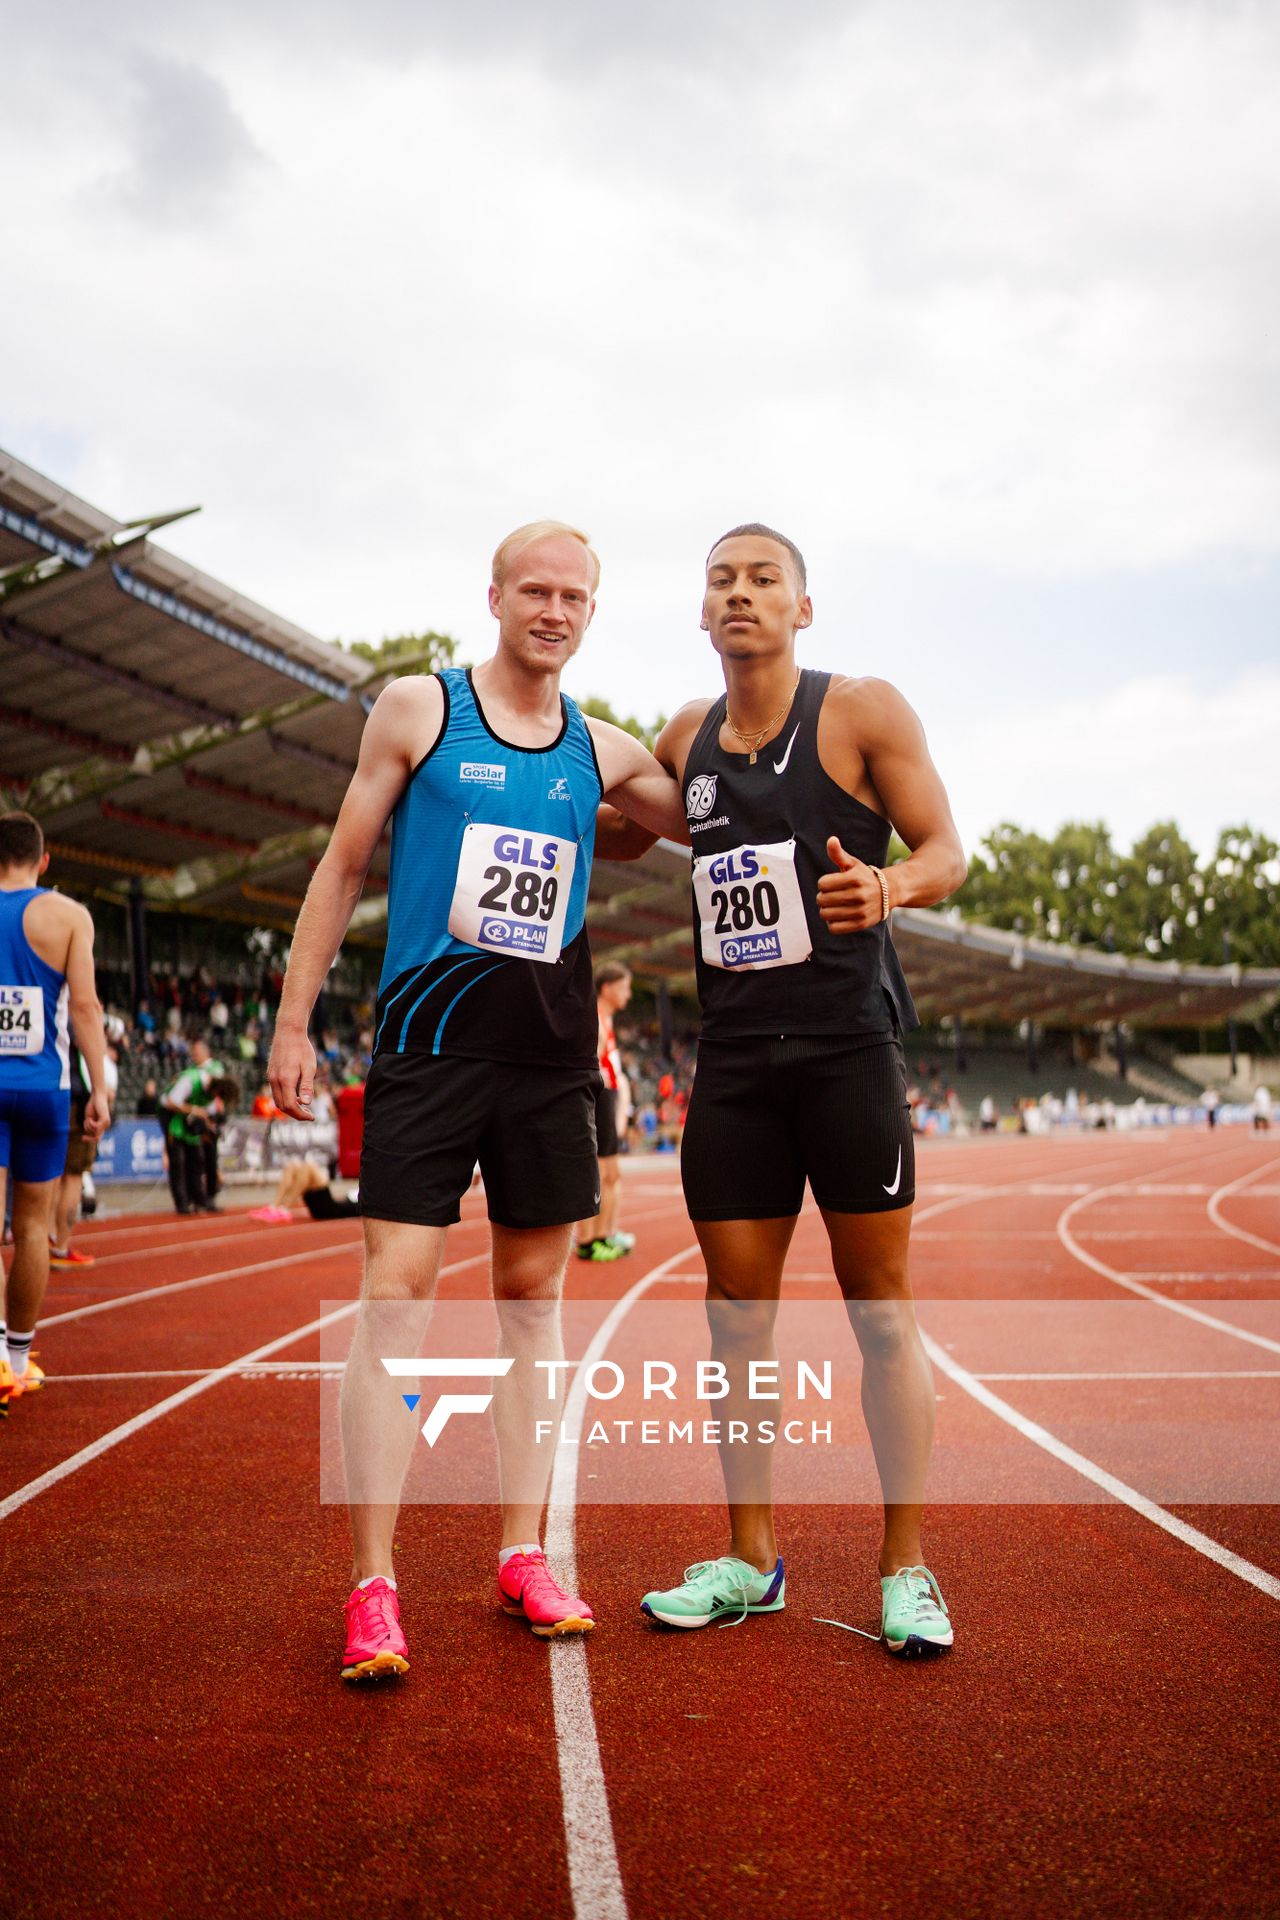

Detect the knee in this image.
[706,1292,778,1352]
[845,1296,917,1364]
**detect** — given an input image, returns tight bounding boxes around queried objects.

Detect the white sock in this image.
[356,1573,396,1591]
[499,1542,541,1568]
[7,1330,34,1378]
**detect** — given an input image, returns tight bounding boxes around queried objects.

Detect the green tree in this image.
[959,821,1056,937]
[1125,821,1202,960]
[348,631,460,675]
[1196,824,1280,967]
[578,696,667,753]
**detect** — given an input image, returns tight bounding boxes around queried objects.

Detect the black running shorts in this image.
[680,1032,915,1220]
[593,1077,619,1158]
[360,1054,601,1229]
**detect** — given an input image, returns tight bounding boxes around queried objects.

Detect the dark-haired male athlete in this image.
[636,524,967,1653]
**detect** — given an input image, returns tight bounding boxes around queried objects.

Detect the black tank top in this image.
[684,668,918,1040]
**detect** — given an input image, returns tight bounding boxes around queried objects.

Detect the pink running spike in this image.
[497,1550,596,1638]
[341,1578,409,1680]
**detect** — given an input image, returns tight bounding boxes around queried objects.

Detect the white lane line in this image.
[44,1362,349,1381]
[1208,1159,1280,1258]
[54,1222,337,1267]
[1056,1183,1280,1358]
[975,1370,1280,1381]
[544,1242,701,1920]
[41,1236,364,1327]
[921,1332,1280,1603]
[0,1304,357,1523]
[0,1252,491,1521]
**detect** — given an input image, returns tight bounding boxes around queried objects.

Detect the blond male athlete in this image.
[0,812,109,1408]
[634,524,967,1654]
[268,522,685,1680]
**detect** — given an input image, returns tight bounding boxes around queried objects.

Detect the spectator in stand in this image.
[1252,1084,1271,1132]
[979,1095,997,1134]
[252,1082,282,1121]
[136,1077,160,1117]
[209,994,230,1036]
[136,998,157,1038]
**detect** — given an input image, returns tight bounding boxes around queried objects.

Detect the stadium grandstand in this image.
[2,444,1278,1133]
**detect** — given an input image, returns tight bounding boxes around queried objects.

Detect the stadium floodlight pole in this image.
[1223,929,1239,1081]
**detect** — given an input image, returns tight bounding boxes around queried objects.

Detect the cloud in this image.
[941,666,1280,858]
[94,53,263,227]
[1,0,1276,854]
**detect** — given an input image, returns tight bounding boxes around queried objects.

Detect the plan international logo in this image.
[459,762,506,789]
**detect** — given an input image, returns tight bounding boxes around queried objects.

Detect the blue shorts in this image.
[0,1086,72,1183]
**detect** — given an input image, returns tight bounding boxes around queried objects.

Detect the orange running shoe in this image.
[341,1578,409,1681]
[50,1245,95,1268]
[4,1358,45,1401]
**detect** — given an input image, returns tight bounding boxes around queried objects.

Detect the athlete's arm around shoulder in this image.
[587,713,694,859]
[591,699,712,860]
[270,674,441,1118]
[26,892,112,1135]
[816,677,967,934]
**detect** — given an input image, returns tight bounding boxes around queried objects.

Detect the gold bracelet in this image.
[871,865,891,924]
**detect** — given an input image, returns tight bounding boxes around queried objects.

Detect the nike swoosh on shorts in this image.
[772,728,799,774]
[883,1147,902,1196]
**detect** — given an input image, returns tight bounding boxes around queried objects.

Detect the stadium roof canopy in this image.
[2,447,1277,1026]
[0,448,402,942]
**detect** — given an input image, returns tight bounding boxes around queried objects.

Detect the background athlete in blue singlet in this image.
[269,521,685,1678]
[0,811,110,1406]
[636,524,968,1654]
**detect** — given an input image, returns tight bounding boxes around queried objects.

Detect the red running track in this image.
[2,1130,1278,1919]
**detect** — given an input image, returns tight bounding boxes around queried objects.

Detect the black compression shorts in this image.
[680,1032,915,1220]
[360,1054,600,1229]
[593,1078,619,1158]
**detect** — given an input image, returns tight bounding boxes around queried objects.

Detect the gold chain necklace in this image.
[725,668,802,764]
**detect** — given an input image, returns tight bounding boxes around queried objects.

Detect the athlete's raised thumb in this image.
[826,836,862,872]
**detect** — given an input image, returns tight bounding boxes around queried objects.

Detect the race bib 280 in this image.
[692,838,812,971]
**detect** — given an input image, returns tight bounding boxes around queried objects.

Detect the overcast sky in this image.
[3,0,1277,860]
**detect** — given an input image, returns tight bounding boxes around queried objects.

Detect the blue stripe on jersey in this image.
[0,888,71,1092]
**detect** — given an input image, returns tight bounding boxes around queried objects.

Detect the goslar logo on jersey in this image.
[686,774,718,820]
[460,762,506,789]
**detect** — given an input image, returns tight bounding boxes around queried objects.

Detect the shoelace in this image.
[349,1585,399,1642]
[515,1555,585,1615]
[681,1558,754,1629]
[814,1565,949,1642]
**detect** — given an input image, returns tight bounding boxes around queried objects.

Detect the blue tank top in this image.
[374,667,603,1067]
[0,888,71,1090]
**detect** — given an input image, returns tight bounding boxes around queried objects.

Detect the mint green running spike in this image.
[641,1555,785,1629]
[880,1565,953,1656]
